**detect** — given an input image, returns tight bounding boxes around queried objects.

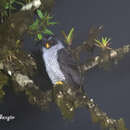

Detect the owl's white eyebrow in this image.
[48,37,53,41]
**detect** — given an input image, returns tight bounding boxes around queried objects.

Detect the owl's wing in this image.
[57,48,81,87]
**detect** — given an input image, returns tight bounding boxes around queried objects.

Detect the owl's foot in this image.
[55,81,64,85]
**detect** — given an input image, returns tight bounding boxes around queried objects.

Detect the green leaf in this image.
[61,28,74,45]
[37,33,43,40]
[37,9,44,19]
[48,22,57,25]
[5,3,9,9]
[47,16,53,19]
[62,31,67,39]
[94,39,102,45]
[29,19,39,30]
[44,29,54,35]
[95,36,111,48]
[66,27,74,44]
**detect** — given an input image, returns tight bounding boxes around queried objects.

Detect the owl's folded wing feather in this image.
[57,48,81,87]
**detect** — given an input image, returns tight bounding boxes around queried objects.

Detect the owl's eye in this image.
[45,43,50,48]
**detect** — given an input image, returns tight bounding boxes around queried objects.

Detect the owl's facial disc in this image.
[44,38,57,48]
[42,35,58,49]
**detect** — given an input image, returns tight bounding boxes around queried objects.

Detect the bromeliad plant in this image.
[62,27,74,46]
[94,37,111,49]
[29,9,57,40]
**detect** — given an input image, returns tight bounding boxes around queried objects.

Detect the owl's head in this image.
[42,35,58,49]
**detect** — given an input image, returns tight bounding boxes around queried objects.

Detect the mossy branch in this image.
[72,25,104,58]
[53,83,128,130]
[81,44,130,72]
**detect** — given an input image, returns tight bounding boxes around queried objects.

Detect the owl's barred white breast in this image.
[42,41,66,84]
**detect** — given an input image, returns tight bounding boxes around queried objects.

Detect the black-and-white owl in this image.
[41,35,82,88]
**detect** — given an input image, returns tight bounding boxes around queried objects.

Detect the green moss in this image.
[53,85,75,120]
[90,111,99,123]
[117,118,128,130]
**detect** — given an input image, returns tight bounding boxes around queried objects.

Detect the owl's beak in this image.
[45,43,50,48]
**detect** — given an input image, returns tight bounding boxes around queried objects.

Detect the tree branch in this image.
[81,44,130,71]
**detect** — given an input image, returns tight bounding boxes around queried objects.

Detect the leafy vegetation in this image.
[62,27,74,45]
[0,0,25,23]
[0,0,24,14]
[95,37,111,49]
[29,9,57,40]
